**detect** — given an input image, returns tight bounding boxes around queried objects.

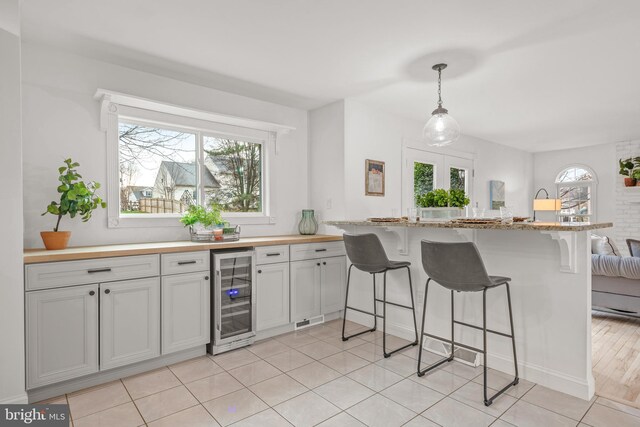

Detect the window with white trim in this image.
[97,90,293,228]
[555,165,597,223]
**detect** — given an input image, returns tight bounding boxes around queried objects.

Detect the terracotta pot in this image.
[624,177,637,187]
[40,231,71,250]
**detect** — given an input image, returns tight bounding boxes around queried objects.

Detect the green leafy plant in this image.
[448,189,471,208]
[632,169,640,180]
[180,204,225,228]
[42,159,106,232]
[416,188,470,208]
[619,158,635,177]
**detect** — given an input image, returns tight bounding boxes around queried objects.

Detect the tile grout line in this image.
[120,378,151,426]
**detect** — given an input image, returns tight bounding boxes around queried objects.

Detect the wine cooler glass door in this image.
[214,252,256,345]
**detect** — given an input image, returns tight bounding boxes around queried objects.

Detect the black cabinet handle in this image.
[88,268,111,274]
[315,249,327,252]
[316,262,321,266]
[204,276,209,280]
[178,260,197,265]
[89,290,95,296]
[266,253,280,257]
[323,262,327,265]
[104,289,111,294]
[258,270,262,274]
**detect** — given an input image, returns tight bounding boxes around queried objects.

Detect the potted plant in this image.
[416,188,470,220]
[619,158,636,186]
[633,169,640,186]
[180,204,225,241]
[41,159,106,250]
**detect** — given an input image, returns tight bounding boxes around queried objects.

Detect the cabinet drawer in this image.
[256,245,290,265]
[161,251,210,275]
[290,241,345,261]
[25,255,160,291]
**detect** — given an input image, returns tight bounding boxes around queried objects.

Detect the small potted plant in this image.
[619,158,636,186]
[633,169,640,186]
[41,159,106,250]
[180,204,225,241]
[416,188,470,220]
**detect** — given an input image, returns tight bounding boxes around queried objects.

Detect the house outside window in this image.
[97,89,293,228]
[555,165,597,223]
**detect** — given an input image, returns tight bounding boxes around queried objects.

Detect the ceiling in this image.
[21,0,640,152]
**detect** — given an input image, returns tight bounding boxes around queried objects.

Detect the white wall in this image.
[21,42,309,248]
[0,0,26,404]
[533,142,616,232]
[340,99,534,220]
[308,100,346,229]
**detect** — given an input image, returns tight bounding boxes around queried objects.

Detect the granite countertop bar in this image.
[24,234,343,264]
[324,220,613,232]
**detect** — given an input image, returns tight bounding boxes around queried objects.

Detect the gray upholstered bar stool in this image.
[341,233,419,357]
[417,240,519,407]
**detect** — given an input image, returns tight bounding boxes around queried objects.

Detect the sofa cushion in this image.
[592,254,640,280]
[591,234,619,256]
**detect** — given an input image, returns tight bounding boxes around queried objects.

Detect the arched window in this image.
[555,165,597,223]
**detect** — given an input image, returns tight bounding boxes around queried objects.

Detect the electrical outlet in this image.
[270,216,277,224]
[326,198,332,209]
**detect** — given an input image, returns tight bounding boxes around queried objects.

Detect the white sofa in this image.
[592,254,640,317]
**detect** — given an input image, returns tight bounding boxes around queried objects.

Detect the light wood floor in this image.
[592,311,640,408]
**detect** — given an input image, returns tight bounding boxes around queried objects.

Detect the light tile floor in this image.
[40,319,640,427]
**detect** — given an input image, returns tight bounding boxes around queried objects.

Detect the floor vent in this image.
[422,338,480,366]
[294,315,325,330]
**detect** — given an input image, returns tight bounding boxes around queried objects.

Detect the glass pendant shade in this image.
[423,111,461,147]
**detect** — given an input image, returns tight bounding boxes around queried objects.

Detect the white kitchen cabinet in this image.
[100,277,160,370]
[26,284,99,389]
[290,254,347,323]
[320,256,347,314]
[256,262,290,331]
[290,259,322,322]
[162,272,210,354]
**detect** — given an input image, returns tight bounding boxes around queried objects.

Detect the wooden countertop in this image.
[24,235,343,264]
[324,220,613,232]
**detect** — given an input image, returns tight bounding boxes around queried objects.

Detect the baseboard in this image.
[27,347,205,403]
[255,311,342,341]
[0,392,29,404]
[488,352,594,401]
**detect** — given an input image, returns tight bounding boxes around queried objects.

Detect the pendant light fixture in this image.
[423,63,460,146]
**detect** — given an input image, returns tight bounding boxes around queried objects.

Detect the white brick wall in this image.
[614,140,640,256]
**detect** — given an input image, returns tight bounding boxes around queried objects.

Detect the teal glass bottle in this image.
[298,209,318,235]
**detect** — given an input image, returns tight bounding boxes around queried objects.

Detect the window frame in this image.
[554,164,597,223]
[97,90,293,228]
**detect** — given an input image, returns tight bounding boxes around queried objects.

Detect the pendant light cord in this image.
[437,67,443,107]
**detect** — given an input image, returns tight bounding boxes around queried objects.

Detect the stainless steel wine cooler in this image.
[208,250,256,355]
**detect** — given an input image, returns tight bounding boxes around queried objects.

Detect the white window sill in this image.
[109,215,275,228]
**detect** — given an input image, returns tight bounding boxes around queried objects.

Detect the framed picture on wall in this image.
[489,180,505,209]
[365,159,385,196]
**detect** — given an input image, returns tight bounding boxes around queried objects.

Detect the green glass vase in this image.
[298,209,318,235]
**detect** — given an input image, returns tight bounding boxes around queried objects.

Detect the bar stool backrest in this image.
[344,233,390,273]
[421,240,492,292]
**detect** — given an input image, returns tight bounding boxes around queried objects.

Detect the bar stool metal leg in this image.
[482,284,520,406]
[406,266,420,346]
[417,279,456,376]
[342,265,377,341]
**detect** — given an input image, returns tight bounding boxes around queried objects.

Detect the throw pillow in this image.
[591,234,619,256]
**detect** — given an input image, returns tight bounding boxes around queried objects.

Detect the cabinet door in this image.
[321,256,347,314]
[26,284,99,389]
[100,277,160,370]
[290,259,321,322]
[162,272,210,354]
[256,262,290,331]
